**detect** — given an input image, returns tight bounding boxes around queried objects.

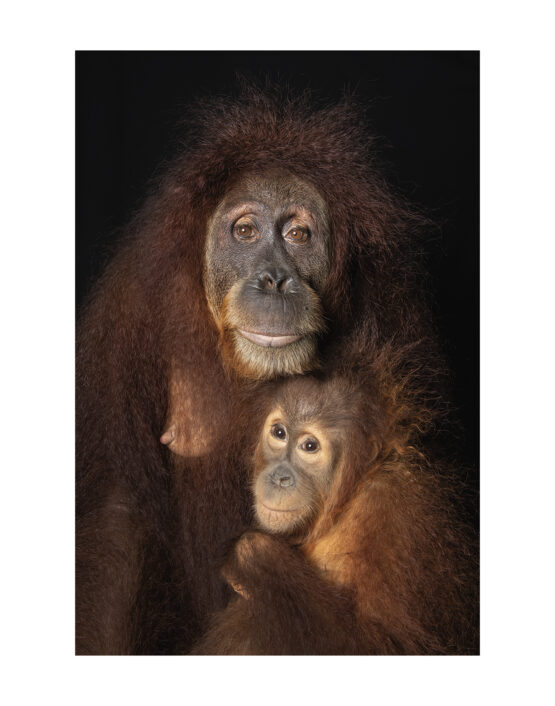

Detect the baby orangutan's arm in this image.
[191,531,391,655]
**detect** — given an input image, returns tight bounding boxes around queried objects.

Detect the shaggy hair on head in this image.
[76,84,477,655]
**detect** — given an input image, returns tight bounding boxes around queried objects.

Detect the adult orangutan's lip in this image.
[237,330,301,347]
[261,503,299,514]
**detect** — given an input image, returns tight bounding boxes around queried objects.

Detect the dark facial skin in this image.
[203,170,330,379]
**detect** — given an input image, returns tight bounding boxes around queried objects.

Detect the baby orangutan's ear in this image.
[229,581,250,600]
[220,560,250,600]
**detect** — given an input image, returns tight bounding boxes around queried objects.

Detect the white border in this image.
[3,1,554,703]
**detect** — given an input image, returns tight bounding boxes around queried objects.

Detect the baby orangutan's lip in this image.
[237,330,301,347]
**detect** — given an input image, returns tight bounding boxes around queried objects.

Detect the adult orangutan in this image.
[76,87,477,654]
[191,376,478,655]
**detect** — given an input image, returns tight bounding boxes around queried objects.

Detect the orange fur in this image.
[193,377,478,655]
[77,86,477,655]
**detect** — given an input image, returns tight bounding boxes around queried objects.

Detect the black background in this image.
[76,51,478,472]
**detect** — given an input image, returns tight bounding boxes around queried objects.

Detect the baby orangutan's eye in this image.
[300,437,319,453]
[270,423,287,441]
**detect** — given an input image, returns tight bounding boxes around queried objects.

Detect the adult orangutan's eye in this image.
[270,423,287,441]
[284,226,309,244]
[234,223,258,241]
[301,437,320,453]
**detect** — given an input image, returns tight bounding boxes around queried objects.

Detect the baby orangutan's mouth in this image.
[237,330,302,348]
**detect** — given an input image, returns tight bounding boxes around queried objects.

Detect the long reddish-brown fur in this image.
[76,85,477,654]
[193,376,478,655]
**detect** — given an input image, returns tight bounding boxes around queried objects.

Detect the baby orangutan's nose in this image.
[269,465,296,488]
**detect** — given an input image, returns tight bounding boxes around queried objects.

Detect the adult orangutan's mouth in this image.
[237,330,302,348]
[261,503,299,513]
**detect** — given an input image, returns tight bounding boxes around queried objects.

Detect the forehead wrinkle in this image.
[215,200,265,219]
[228,171,328,219]
[266,406,285,425]
[279,393,355,437]
[280,397,315,424]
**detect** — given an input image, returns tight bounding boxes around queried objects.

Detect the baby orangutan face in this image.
[252,402,339,535]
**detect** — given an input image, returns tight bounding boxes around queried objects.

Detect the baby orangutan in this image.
[188,375,478,655]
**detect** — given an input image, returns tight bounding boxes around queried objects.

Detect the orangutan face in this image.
[203,170,330,379]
